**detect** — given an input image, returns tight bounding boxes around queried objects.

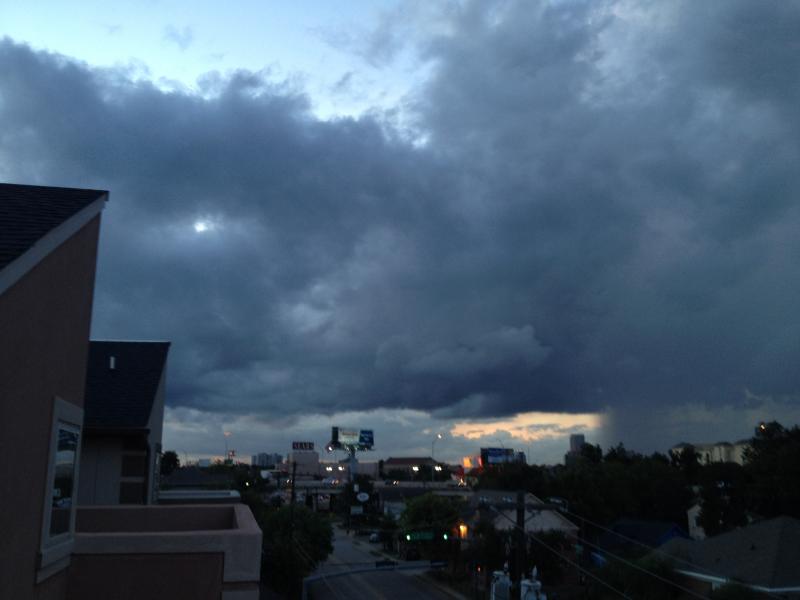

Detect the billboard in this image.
[331,427,374,450]
[338,429,360,445]
[358,430,374,448]
[292,441,315,451]
[481,447,514,465]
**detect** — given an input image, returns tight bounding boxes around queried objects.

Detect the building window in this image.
[49,424,80,536]
[38,397,83,581]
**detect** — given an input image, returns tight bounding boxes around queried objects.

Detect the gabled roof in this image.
[601,518,688,551]
[0,183,107,271]
[467,490,580,534]
[84,341,171,430]
[660,516,800,589]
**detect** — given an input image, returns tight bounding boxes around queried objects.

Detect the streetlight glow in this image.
[432,433,445,482]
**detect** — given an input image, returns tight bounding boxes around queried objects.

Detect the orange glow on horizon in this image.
[449,411,603,443]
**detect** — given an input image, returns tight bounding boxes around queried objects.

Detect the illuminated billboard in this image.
[330,427,374,450]
[480,447,514,465]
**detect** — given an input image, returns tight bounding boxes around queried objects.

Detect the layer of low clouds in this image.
[1,0,799,458]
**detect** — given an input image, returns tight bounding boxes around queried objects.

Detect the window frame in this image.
[37,397,83,581]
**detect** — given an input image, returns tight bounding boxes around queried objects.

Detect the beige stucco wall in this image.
[0,217,101,600]
[67,553,224,600]
[68,504,262,600]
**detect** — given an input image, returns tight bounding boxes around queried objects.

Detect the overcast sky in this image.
[2,1,799,464]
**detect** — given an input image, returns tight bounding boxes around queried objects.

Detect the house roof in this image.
[0,183,107,271]
[84,340,171,430]
[659,516,800,588]
[467,491,579,534]
[601,518,688,551]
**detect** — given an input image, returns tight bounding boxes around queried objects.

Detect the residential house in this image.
[0,183,107,598]
[659,516,800,596]
[0,183,262,600]
[78,340,170,505]
[598,518,688,555]
[670,440,750,465]
[466,491,579,538]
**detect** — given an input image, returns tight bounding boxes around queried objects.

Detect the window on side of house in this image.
[38,397,83,581]
[49,423,80,536]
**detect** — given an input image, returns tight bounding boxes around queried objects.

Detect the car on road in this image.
[369,532,380,543]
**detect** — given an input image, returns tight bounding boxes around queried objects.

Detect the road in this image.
[306,526,459,600]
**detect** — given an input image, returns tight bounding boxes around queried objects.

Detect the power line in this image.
[487,506,633,599]
[295,539,345,600]
[561,508,784,600]
[574,535,709,600]
[528,531,634,600]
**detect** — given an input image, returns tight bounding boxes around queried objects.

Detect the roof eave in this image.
[84,425,151,435]
[0,193,107,296]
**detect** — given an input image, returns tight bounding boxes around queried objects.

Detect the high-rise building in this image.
[569,434,586,453]
[251,452,282,467]
[565,434,588,465]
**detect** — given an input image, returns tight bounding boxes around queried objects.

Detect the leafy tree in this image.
[697,462,748,536]
[580,443,603,464]
[400,493,462,533]
[670,444,701,484]
[160,450,180,475]
[474,463,548,494]
[604,442,641,465]
[744,421,800,518]
[462,520,508,587]
[259,504,333,598]
[527,530,568,584]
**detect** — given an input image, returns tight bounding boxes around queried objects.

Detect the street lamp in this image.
[432,433,443,482]
[223,431,232,463]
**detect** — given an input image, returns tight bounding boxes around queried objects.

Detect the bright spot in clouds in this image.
[193,221,210,233]
[449,411,604,443]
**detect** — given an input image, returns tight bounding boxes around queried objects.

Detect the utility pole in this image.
[514,490,526,600]
[289,461,297,528]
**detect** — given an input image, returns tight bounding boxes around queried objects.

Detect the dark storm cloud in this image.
[1,0,799,428]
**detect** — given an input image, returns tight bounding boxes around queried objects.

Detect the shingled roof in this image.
[659,516,800,589]
[0,183,107,270]
[84,341,170,430]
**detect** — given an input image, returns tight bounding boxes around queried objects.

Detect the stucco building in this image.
[0,183,262,600]
[0,183,107,599]
[78,340,170,505]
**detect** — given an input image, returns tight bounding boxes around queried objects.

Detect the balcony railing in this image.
[67,504,262,600]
